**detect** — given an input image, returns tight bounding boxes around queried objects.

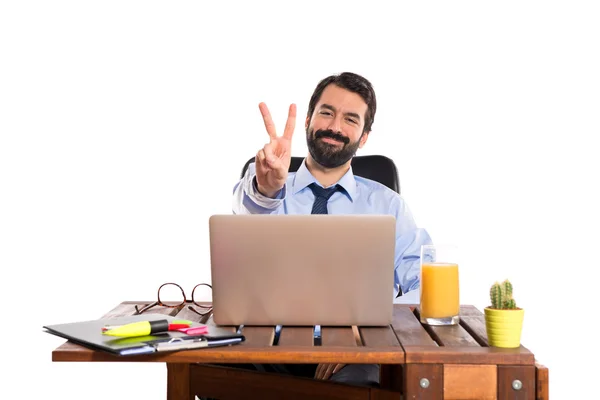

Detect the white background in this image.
[1,1,599,399]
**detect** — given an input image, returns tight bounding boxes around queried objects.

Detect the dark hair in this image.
[307,72,377,133]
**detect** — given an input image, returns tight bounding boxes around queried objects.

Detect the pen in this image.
[102,320,192,337]
[155,337,209,351]
[155,337,243,352]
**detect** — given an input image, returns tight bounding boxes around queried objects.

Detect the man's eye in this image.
[320,111,332,116]
[346,118,357,124]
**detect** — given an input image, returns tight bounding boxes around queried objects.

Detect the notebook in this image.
[209,214,396,326]
[44,313,244,356]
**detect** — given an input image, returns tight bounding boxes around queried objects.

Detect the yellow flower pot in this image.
[484,307,524,348]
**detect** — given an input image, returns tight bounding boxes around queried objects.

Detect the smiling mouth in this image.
[320,137,344,145]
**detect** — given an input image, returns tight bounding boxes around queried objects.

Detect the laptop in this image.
[208,214,396,326]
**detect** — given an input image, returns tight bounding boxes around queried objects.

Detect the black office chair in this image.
[241,154,400,194]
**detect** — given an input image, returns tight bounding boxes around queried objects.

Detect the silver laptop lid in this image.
[209,214,396,326]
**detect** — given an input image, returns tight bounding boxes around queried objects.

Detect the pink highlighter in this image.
[177,326,209,335]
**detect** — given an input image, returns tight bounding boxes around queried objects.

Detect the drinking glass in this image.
[419,244,460,325]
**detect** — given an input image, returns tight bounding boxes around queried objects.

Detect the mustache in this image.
[314,129,350,145]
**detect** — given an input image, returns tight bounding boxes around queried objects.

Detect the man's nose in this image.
[327,115,343,133]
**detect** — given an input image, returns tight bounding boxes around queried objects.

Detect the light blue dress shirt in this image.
[232,160,433,299]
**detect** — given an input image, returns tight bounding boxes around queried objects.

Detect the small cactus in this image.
[502,280,513,299]
[504,298,517,309]
[490,280,518,309]
[490,283,502,309]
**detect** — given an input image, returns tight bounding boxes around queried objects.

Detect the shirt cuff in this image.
[248,175,286,205]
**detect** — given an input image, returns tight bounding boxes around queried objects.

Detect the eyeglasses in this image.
[134,282,213,316]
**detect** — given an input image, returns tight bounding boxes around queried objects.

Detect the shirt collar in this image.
[292,158,357,201]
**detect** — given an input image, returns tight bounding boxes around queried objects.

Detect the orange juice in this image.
[420,262,460,318]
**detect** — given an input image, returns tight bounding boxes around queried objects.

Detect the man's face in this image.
[306,84,369,168]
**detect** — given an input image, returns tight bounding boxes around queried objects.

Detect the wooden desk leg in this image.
[166,363,194,400]
[403,364,443,399]
[536,362,549,400]
[497,365,535,400]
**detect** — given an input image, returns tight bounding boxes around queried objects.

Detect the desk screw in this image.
[420,378,430,389]
[512,380,523,390]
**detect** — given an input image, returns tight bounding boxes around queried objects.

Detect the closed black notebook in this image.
[44,313,244,356]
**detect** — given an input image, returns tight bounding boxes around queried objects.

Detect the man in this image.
[231,72,432,387]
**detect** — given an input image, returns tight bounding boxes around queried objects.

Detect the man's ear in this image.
[358,131,370,148]
[305,115,310,130]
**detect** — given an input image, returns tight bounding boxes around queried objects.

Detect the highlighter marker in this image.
[102,320,193,333]
[102,320,170,337]
[177,326,209,335]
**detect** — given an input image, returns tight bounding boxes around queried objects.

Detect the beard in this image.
[306,128,362,169]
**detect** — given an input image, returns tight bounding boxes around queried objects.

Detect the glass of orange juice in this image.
[419,244,460,325]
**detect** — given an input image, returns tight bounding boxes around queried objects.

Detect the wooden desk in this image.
[52,302,549,400]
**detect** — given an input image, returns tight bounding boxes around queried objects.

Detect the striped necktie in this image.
[308,183,340,214]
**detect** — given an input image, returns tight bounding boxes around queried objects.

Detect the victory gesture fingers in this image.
[255,103,296,198]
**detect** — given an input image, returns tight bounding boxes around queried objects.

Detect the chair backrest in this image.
[241,155,400,194]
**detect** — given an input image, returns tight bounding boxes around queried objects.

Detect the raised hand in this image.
[255,102,296,198]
